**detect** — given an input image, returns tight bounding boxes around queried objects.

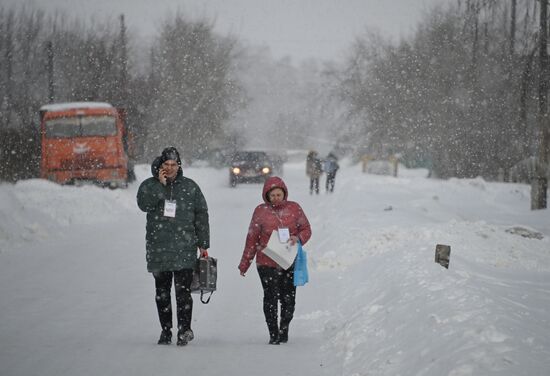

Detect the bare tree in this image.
[144,14,242,162]
[334,1,543,180]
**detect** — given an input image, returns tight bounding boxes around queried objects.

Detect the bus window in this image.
[45,117,80,138]
[80,115,117,137]
[44,115,117,138]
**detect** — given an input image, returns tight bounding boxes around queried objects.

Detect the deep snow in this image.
[0,158,549,376]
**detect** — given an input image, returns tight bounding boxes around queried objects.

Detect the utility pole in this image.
[46,41,55,103]
[117,14,128,107]
[510,0,516,55]
[532,0,549,210]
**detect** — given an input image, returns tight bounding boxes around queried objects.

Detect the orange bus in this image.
[39,102,131,188]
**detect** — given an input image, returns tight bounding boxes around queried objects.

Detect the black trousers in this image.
[257,266,296,336]
[326,172,336,192]
[152,269,194,332]
[309,177,320,194]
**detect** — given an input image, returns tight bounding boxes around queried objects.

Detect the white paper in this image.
[264,230,297,269]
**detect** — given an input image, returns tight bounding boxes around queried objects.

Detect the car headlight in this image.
[262,167,271,174]
[232,167,241,175]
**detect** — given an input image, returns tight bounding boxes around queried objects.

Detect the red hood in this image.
[262,176,288,204]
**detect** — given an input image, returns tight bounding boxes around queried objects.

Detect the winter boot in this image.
[176,329,194,346]
[268,324,280,345]
[279,325,289,343]
[268,334,280,345]
[157,329,172,345]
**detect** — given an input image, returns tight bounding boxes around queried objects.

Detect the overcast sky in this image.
[3,0,453,63]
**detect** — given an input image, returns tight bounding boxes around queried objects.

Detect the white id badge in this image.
[164,200,176,217]
[278,227,290,243]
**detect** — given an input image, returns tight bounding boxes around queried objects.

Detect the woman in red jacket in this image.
[238,176,312,345]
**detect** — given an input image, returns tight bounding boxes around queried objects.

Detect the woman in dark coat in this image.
[238,176,312,344]
[137,147,209,346]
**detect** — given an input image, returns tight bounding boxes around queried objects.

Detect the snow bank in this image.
[0,179,136,251]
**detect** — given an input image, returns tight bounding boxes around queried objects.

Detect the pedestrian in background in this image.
[238,176,312,345]
[137,147,210,347]
[306,150,323,195]
[324,152,340,193]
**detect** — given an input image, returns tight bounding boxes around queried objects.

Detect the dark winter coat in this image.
[137,160,209,273]
[238,176,312,273]
[324,155,340,175]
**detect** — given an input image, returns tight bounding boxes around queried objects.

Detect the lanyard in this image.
[270,207,291,243]
[270,207,285,228]
[163,182,176,218]
[166,181,173,201]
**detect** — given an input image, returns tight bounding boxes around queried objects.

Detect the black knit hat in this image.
[160,147,181,166]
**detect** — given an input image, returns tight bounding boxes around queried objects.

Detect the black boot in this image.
[268,325,280,345]
[157,329,172,345]
[279,325,289,343]
[176,329,194,346]
[269,333,280,345]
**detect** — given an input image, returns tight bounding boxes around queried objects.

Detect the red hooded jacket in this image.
[238,176,312,273]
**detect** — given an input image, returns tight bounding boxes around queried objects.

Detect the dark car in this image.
[229,151,273,187]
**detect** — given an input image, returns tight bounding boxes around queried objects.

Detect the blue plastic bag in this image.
[293,241,309,287]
